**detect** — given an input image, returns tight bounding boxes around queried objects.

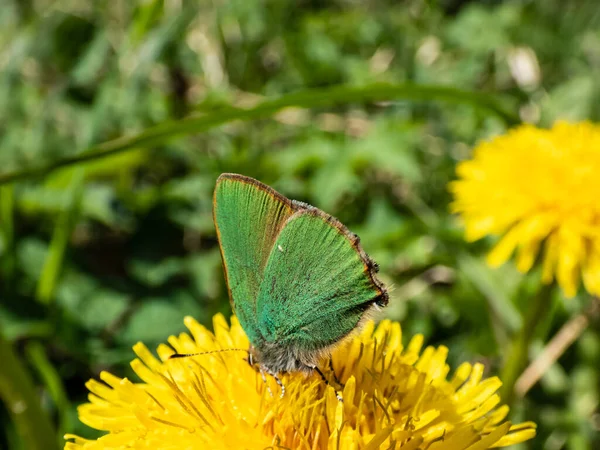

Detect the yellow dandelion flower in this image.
[450,121,600,298]
[65,314,535,450]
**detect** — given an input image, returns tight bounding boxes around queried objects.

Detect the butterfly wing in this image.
[213,174,299,344]
[256,207,387,352]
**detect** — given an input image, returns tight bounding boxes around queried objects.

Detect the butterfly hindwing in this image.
[213,174,297,344]
[256,208,387,350]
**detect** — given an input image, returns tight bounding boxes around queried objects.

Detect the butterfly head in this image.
[248,340,317,374]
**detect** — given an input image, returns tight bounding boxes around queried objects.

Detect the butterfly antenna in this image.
[169,348,248,359]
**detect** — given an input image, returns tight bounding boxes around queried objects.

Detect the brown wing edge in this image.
[212,173,303,309]
[215,173,301,212]
[287,202,389,307]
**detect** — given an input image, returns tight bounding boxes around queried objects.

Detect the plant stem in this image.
[500,282,554,406]
[0,82,520,186]
[515,296,600,397]
[0,185,15,285]
[0,332,59,450]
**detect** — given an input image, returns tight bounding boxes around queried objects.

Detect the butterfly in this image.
[213,173,388,386]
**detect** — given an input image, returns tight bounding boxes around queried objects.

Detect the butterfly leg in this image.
[328,357,344,389]
[262,365,286,398]
[259,366,275,398]
[310,365,343,402]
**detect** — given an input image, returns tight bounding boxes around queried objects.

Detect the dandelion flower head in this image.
[451,121,600,297]
[65,314,535,449]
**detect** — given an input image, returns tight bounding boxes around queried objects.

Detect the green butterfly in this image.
[213,174,388,384]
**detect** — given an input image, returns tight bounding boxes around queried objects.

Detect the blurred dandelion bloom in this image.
[65,314,535,449]
[451,121,600,298]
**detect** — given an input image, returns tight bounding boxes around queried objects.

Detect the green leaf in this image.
[457,252,522,335]
[119,298,188,345]
[128,257,185,287]
[56,273,130,332]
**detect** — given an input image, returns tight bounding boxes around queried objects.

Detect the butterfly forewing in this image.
[256,208,387,350]
[213,174,298,344]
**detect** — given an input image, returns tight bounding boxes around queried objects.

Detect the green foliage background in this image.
[0,0,599,449]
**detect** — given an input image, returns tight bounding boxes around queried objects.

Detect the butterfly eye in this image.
[375,296,388,308]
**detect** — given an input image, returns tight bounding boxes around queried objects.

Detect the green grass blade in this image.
[458,252,522,336]
[0,332,59,450]
[36,169,85,305]
[0,83,519,185]
[26,341,72,445]
[0,185,15,283]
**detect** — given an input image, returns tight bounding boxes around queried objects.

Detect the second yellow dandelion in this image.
[450,121,600,298]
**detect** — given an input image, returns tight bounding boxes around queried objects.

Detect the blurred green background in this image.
[1,0,599,449]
